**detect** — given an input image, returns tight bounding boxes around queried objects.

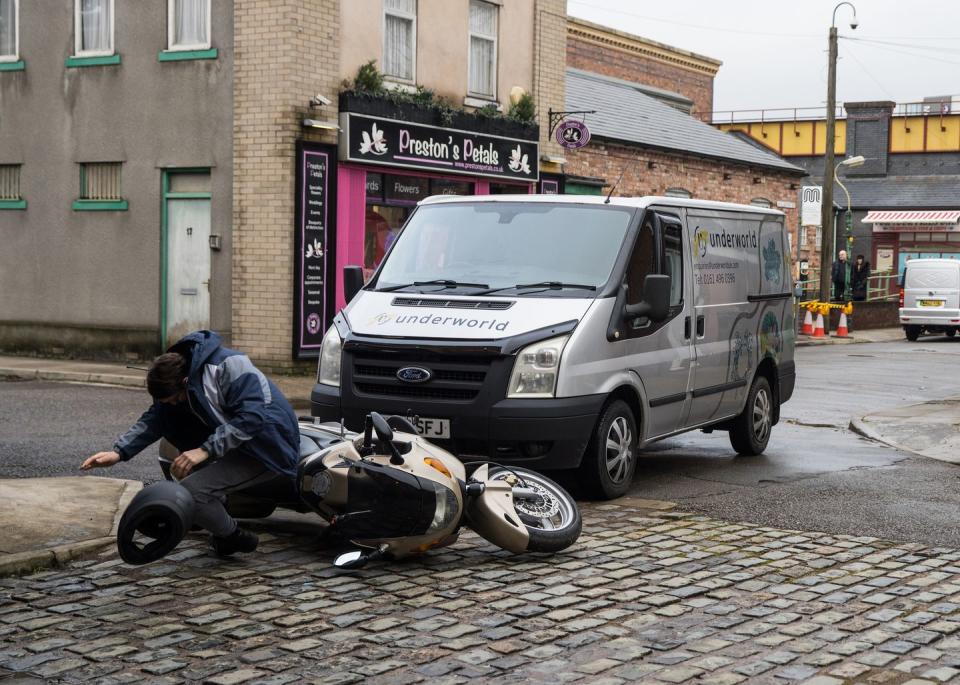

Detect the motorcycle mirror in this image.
[333,550,367,569]
[370,412,394,443]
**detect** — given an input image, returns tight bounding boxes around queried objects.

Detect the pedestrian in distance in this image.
[851,254,871,302]
[832,249,851,301]
[81,330,300,557]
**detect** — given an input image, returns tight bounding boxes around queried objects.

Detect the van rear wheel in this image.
[946,329,956,338]
[905,326,921,342]
[729,376,773,456]
[579,399,637,500]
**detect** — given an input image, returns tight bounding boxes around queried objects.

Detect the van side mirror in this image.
[624,274,671,322]
[344,266,364,304]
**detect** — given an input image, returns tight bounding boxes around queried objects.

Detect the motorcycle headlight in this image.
[507,335,569,398]
[427,482,460,534]
[317,325,342,387]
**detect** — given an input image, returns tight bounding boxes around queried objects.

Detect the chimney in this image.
[842,101,895,176]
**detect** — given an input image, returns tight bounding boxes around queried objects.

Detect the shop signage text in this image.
[293,142,338,358]
[341,112,539,182]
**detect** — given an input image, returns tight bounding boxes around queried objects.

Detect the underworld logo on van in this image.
[696,226,759,255]
[372,312,510,331]
[397,367,432,383]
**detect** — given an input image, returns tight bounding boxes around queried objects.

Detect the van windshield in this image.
[373,202,635,296]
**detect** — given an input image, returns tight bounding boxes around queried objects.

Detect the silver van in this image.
[312,195,796,499]
[900,258,960,341]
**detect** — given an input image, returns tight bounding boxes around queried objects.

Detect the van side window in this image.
[626,221,657,306]
[663,222,683,306]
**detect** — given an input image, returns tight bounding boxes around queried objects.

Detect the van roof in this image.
[905,258,960,266]
[419,193,786,217]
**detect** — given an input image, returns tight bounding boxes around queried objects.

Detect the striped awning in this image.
[863,210,960,225]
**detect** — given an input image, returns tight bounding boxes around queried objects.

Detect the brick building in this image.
[560,22,807,250]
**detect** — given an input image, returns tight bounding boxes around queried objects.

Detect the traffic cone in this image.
[835,311,849,338]
[813,312,826,338]
[801,309,814,335]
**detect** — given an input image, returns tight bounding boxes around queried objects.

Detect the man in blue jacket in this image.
[81,330,301,557]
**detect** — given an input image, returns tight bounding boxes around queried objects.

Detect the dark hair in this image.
[856,254,865,261]
[147,352,187,399]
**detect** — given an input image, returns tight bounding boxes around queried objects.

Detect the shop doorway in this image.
[363,173,474,280]
[162,170,212,346]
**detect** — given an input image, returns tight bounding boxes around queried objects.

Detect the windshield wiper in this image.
[475,281,598,295]
[377,279,489,293]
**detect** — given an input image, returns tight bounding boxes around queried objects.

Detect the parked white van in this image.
[312,195,796,499]
[900,258,960,341]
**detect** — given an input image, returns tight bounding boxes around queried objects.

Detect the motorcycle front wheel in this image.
[488,466,582,553]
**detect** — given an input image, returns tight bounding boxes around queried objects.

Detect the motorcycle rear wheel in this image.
[488,466,582,553]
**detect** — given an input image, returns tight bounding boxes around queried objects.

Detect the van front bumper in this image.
[311,382,605,471]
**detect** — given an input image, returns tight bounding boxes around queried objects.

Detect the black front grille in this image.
[391,297,514,311]
[355,383,477,401]
[350,351,493,402]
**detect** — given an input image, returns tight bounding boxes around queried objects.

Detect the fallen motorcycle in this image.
[117,412,582,567]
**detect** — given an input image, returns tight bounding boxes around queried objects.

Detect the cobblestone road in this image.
[3,501,960,684]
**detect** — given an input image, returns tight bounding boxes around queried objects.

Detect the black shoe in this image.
[209,527,259,556]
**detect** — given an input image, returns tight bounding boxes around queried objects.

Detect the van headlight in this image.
[507,335,569,398]
[317,326,342,387]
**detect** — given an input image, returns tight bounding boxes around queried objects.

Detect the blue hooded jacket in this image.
[113,331,300,479]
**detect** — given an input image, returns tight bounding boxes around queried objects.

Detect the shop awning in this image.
[863,210,960,225]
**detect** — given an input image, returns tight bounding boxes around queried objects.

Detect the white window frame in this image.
[382,0,416,84]
[0,0,18,62]
[167,0,212,52]
[467,0,498,100]
[74,0,115,57]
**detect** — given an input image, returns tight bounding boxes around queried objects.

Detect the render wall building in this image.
[0,0,563,369]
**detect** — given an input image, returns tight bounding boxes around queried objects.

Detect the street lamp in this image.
[834,155,865,265]
[818,2,859,306]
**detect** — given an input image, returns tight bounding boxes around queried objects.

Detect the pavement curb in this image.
[0,537,115,578]
[848,416,924,459]
[0,366,145,389]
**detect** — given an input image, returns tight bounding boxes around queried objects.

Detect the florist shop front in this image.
[292,96,540,358]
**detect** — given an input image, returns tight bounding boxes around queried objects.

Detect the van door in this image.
[686,211,762,427]
[619,210,693,438]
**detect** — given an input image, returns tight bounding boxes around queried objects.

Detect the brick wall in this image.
[566,19,719,118]
[565,140,802,267]
[233,0,340,371]
[534,0,568,160]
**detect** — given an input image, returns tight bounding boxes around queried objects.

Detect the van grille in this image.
[350,352,492,401]
[391,297,514,311]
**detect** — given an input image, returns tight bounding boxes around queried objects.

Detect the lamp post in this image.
[819,2,859,305]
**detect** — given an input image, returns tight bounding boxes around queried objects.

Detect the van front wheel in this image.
[579,399,637,500]
[729,376,773,456]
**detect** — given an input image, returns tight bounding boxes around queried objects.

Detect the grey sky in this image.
[566,0,960,118]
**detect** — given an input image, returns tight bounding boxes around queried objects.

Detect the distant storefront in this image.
[292,103,541,358]
[863,210,960,277]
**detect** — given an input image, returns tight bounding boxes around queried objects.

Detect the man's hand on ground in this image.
[80,451,121,470]
[172,447,210,480]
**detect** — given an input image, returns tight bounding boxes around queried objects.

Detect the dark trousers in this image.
[180,451,277,537]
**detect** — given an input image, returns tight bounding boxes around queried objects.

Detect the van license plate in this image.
[919,299,944,307]
[416,417,450,439]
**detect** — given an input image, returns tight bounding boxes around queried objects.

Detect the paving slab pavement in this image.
[852,398,960,465]
[0,477,142,577]
[795,326,904,347]
[0,355,316,409]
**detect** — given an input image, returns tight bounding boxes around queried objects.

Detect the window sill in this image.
[158,48,218,62]
[0,199,26,210]
[464,96,501,111]
[66,54,121,68]
[72,199,128,211]
[384,80,417,94]
[0,60,25,72]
